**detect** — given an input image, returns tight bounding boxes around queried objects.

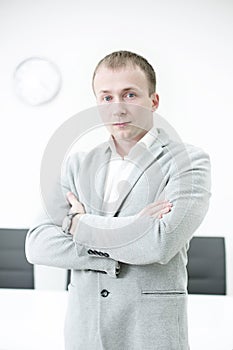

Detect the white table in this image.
[0,289,232,350]
[0,289,67,350]
[187,294,233,350]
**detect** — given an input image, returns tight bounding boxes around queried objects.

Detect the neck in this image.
[112,131,147,158]
[114,140,136,158]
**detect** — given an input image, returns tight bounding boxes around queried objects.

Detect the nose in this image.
[112,102,127,118]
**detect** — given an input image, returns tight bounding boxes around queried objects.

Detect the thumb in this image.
[66,191,85,214]
[66,191,78,206]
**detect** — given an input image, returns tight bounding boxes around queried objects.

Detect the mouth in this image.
[113,121,131,127]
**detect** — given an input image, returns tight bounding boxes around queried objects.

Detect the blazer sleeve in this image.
[25,153,119,278]
[73,146,211,265]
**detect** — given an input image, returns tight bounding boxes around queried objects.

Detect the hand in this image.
[66,192,86,235]
[137,200,172,219]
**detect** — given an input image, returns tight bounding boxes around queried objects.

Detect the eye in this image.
[103,95,112,102]
[125,92,136,99]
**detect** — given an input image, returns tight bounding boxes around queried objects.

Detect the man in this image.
[26,51,211,349]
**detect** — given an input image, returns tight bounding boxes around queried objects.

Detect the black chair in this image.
[187,236,226,295]
[0,228,34,289]
[66,236,226,294]
[66,269,71,290]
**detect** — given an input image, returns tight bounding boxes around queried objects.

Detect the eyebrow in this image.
[98,86,141,94]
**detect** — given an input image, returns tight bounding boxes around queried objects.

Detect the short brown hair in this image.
[92,50,156,95]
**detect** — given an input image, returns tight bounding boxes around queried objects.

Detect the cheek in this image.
[133,96,154,110]
[127,99,152,117]
[144,97,154,109]
[97,105,114,124]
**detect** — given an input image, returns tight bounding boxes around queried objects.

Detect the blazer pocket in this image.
[141,290,186,297]
[136,289,187,348]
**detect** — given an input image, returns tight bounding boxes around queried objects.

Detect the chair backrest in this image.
[187,236,226,295]
[0,228,34,289]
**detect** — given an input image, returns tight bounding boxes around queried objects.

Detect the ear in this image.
[150,93,159,112]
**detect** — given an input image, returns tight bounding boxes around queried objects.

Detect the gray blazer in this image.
[26,128,211,350]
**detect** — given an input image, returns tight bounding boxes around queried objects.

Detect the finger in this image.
[146,203,172,215]
[151,206,172,218]
[66,192,85,213]
[137,201,173,218]
[145,200,172,210]
[66,192,79,205]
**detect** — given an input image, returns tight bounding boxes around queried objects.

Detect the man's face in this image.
[93,65,159,142]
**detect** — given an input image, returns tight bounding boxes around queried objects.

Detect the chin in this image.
[115,129,133,139]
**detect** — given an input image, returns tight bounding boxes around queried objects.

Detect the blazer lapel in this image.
[79,128,170,217]
[78,142,111,215]
[101,129,170,216]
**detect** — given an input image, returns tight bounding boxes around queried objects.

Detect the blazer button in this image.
[98,251,109,257]
[101,289,110,298]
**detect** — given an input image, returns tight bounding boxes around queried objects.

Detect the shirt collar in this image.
[108,125,158,159]
[137,125,158,149]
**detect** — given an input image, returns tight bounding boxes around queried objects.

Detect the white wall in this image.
[1,0,232,292]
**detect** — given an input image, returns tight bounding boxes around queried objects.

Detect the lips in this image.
[113,121,131,126]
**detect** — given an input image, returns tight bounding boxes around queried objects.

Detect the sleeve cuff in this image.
[74,240,121,278]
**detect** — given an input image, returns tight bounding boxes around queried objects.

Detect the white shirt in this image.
[103,126,158,207]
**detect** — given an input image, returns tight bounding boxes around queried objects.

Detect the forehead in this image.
[93,65,149,94]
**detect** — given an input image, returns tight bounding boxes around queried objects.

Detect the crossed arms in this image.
[25,145,211,275]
